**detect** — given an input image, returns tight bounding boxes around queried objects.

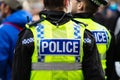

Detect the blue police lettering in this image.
[40,39,80,55]
[42,41,78,53]
[92,31,107,43]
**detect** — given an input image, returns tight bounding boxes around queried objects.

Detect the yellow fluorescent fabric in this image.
[74,18,111,72]
[27,20,85,80]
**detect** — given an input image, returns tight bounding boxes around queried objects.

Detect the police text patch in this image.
[40,39,80,56]
[92,31,108,43]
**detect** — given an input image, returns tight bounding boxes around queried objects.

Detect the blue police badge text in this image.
[40,39,80,55]
[92,31,108,44]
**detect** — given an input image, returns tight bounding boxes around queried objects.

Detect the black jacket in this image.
[12,11,105,80]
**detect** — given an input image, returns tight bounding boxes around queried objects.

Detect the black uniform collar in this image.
[73,13,93,18]
[39,10,72,26]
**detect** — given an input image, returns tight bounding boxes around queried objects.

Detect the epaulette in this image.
[72,19,88,27]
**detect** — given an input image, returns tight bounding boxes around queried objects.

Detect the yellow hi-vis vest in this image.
[74,18,111,72]
[26,20,85,80]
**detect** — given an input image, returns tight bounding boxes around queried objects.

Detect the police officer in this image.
[71,0,114,80]
[12,0,105,80]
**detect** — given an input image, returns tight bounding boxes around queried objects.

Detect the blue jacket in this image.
[0,10,32,80]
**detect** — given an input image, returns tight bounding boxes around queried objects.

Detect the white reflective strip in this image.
[100,54,106,60]
[32,63,82,70]
[115,62,120,77]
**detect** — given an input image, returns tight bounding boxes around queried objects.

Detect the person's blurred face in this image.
[106,9,114,18]
[0,2,3,16]
[98,5,105,13]
[0,2,10,18]
[0,2,6,18]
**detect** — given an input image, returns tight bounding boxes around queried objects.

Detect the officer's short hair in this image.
[44,0,66,10]
[82,0,99,13]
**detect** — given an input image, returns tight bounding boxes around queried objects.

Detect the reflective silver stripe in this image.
[100,54,106,60]
[32,63,82,70]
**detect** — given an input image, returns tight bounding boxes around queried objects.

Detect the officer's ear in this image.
[77,1,84,11]
[64,0,69,7]
[64,0,72,13]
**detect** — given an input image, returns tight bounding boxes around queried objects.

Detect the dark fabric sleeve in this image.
[12,28,34,80]
[106,32,119,80]
[82,29,105,80]
[115,31,120,61]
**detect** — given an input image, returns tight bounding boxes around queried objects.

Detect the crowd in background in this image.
[0,0,120,34]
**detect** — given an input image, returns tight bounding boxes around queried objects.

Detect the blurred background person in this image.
[29,0,44,21]
[106,1,119,33]
[22,0,31,13]
[94,0,120,33]
[0,0,32,80]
